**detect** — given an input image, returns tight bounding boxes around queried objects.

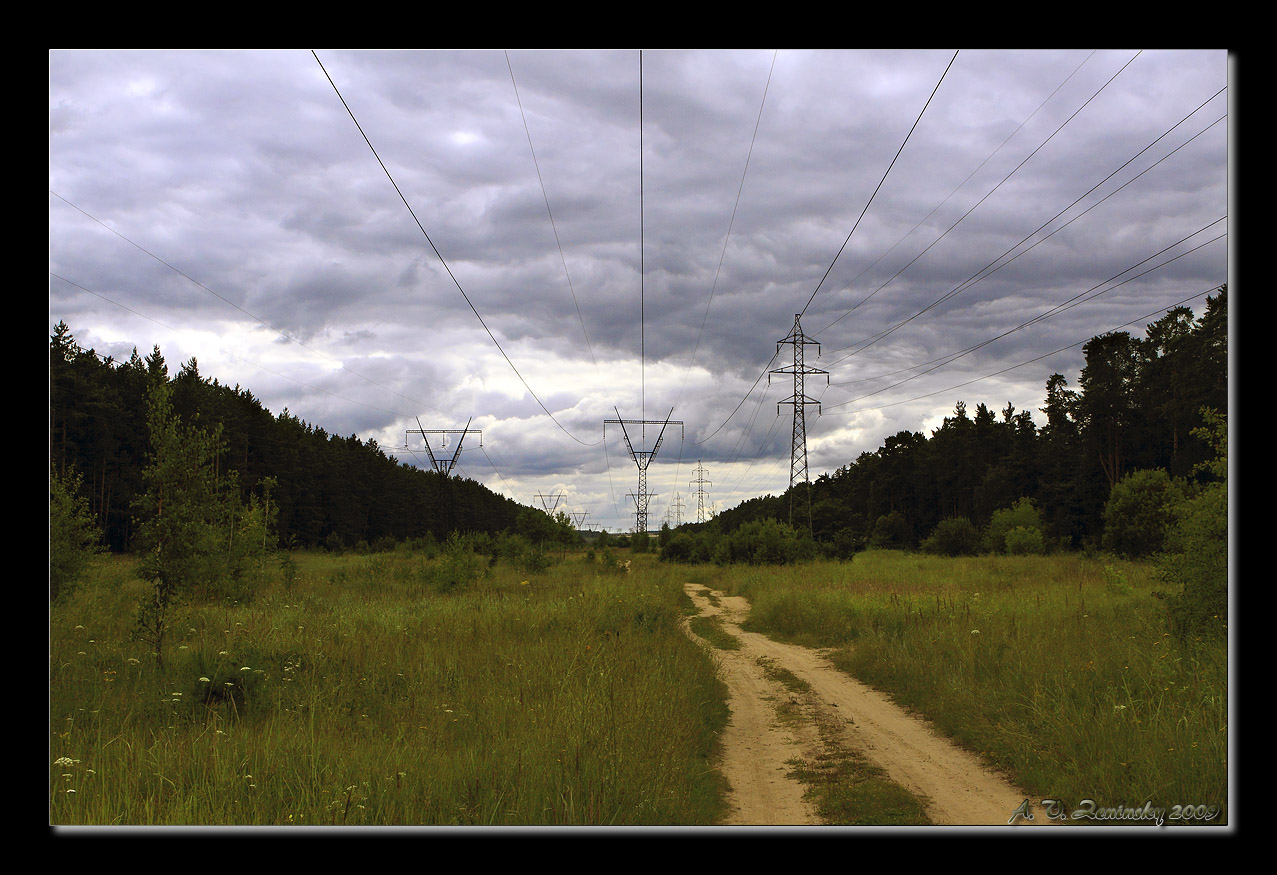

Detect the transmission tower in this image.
[535,492,565,514]
[570,511,589,529]
[690,460,711,524]
[769,314,828,527]
[604,408,683,535]
[670,492,685,528]
[406,416,482,477]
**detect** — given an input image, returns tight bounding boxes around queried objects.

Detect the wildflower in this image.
[240,666,252,672]
[53,757,76,767]
[970,629,980,635]
[199,677,211,683]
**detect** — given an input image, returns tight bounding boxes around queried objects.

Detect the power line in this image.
[819,75,1223,359]
[821,223,1226,413]
[797,49,959,320]
[823,287,1222,417]
[812,49,1147,350]
[311,50,597,448]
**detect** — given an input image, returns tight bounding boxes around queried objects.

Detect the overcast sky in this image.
[49,49,1230,531]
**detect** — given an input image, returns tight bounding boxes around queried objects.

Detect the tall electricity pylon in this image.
[690,460,711,524]
[605,407,683,535]
[535,492,565,514]
[407,416,482,477]
[769,314,828,527]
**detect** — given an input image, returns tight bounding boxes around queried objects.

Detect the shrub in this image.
[1160,408,1228,640]
[429,534,488,593]
[985,498,1044,553]
[1102,469,1185,558]
[714,519,817,566]
[1004,525,1046,556]
[920,517,981,556]
[870,511,913,549]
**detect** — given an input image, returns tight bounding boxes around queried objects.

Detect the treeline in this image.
[50,323,526,553]
[702,286,1228,553]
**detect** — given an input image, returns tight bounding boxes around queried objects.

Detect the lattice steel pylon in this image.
[604,407,683,535]
[535,492,565,514]
[407,416,482,477]
[769,314,828,527]
[690,460,711,524]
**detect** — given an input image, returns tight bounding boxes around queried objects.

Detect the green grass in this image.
[50,550,730,826]
[728,549,1229,826]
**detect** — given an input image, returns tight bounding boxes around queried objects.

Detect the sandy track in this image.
[684,583,1043,827]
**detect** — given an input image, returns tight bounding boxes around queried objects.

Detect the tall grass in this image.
[732,550,1228,824]
[51,550,729,826]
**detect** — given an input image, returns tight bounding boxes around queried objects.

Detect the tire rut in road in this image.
[683,582,1045,827]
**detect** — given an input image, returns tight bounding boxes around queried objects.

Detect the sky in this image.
[49,49,1231,532]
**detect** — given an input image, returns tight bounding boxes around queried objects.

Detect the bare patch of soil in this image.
[683,583,1045,827]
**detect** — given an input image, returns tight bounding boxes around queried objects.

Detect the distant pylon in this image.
[407,416,482,477]
[535,492,565,514]
[769,314,828,528]
[605,407,683,535]
[667,492,685,528]
[690,461,711,524]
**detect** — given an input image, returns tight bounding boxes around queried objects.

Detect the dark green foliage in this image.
[658,529,717,564]
[428,533,488,593]
[49,326,525,553]
[1004,525,1046,556]
[715,519,818,566]
[870,511,913,549]
[1161,408,1228,640]
[1101,469,1185,558]
[49,463,101,601]
[920,517,982,556]
[985,498,1045,554]
[131,376,239,664]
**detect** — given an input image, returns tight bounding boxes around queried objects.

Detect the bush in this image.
[921,517,982,556]
[985,498,1044,553]
[713,519,817,566]
[1160,409,1228,640]
[1102,469,1185,558]
[822,528,863,561]
[1004,525,1046,556]
[429,534,488,593]
[870,511,914,549]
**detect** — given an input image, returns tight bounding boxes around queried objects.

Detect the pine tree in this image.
[131,375,232,666]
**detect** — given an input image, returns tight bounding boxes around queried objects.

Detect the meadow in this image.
[726,550,1229,825]
[50,546,1229,827]
[49,547,730,827]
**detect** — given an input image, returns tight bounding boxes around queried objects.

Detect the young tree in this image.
[49,463,101,601]
[131,376,233,665]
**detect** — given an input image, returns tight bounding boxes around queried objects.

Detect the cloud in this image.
[49,49,1229,530]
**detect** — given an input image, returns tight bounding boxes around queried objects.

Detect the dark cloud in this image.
[49,49,1229,531]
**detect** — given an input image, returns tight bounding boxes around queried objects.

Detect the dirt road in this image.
[683,582,1043,827]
